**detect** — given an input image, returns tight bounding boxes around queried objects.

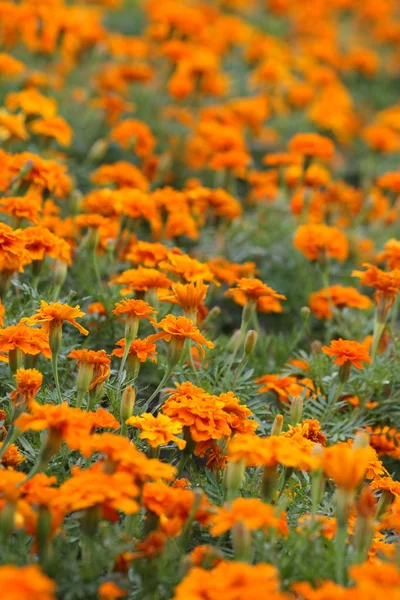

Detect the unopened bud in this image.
[53,260,68,288]
[271,414,283,436]
[244,330,258,355]
[88,138,108,161]
[231,521,253,562]
[290,396,303,425]
[224,459,245,501]
[261,464,278,502]
[353,431,370,449]
[121,385,135,422]
[300,306,311,323]
[86,227,99,252]
[311,340,322,355]
[69,190,82,215]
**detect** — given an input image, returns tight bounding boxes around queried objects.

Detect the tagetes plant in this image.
[0,0,400,597]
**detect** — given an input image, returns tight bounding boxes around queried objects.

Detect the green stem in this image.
[335,520,348,585]
[147,366,174,412]
[51,352,63,404]
[371,318,385,360]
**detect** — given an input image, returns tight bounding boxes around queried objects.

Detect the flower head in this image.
[148,315,214,356]
[127,413,186,449]
[322,338,372,370]
[21,301,88,336]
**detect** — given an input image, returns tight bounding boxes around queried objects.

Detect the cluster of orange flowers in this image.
[0,0,400,597]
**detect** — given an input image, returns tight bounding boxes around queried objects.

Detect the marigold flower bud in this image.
[121,385,135,422]
[271,414,283,436]
[244,330,258,355]
[311,340,322,354]
[53,260,68,288]
[88,138,108,161]
[353,431,370,448]
[300,306,311,323]
[231,521,253,562]
[290,396,303,425]
[224,458,245,501]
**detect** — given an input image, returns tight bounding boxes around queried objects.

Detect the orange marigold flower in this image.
[98,582,127,600]
[5,88,57,118]
[210,498,288,537]
[0,222,27,274]
[112,298,157,323]
[377,239,400,270]
[293,223,349,262]
[21,226,72,265]
[226,277,286,313]
[30,116,73,147]
[322,338,372,370]
[53,464,139,518]
[112,337,157,364]
[142,481,212,537]
[281,419,327,446]
[14,401,91,450]
[208,257,257,285]
[362,124,399,153]
[126,240,169,267]
[0,109,29,142]
[288,133,335,161]
[0,441,25,468]
[309,285,372,319]
[91,161,149,191]
[68,349,111,391]
[0,565,56,600]
[126,412,186,450]
[110,267,172,295]
[21,301,89,336]
[109,118,155,157]
[10,368,43,405]
[79,432,176,483]
[0,323,51,362]
[148,315,214,356]
[353,263,400,310]
[161,280,209,319]
[159,251,217,284]
[0,53,25,77]
[0,192,42,224]
[172,561,286,600]
[162,382,230,442]
[322,442,377,490]
[256,374,304,403]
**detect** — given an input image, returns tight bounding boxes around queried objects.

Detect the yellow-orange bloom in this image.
[288,133,335,161]
[21,301,88,336]
[148,315,214,355]
[294,224,349,262]
[127,413,186,449]
[112,298,157,323]
[322,338,372,369]
[10,368,43,405]
[0,565,56,600]
[226,278,286,313]
[210,498,288,537]
[322,442,377,490]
